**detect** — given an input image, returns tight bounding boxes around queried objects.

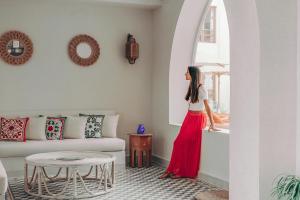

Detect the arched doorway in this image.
[169,0,260,199]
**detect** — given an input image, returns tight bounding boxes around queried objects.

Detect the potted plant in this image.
[272,175,300,200]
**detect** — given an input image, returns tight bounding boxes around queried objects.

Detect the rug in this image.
[194,190,229,200]
[7,165,221,200]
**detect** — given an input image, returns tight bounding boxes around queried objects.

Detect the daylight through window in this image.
[195,0,230,129]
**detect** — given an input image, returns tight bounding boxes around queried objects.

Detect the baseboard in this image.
[199,172,229,190]
[152,154,169,167]
[7,171,23,178]
[151,154,229,190]
[126,154,169,167]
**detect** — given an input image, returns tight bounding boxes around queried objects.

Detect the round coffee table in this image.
[24,151,115,199]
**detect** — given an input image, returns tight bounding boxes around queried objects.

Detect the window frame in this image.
[194,64,230,129]
[199,6,217,43]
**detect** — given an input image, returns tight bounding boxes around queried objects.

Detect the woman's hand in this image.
[204,99,220,132]
[208,124,220,132]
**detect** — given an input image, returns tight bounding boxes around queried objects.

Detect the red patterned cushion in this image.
[45,117,66,140]
[0,117,29,142]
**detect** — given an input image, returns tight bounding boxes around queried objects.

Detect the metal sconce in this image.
[125,34,139,64]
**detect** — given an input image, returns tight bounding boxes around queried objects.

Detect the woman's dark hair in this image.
[185,66,201,103]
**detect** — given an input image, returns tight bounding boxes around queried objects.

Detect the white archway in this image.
[169,0,260,199]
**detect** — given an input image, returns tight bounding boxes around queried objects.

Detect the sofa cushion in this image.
[102,114,119,138]
[45,117,66,140]
[0,117,29,142]
[79,114,105,138]
[64,116,87,139]
[0,138,125,158]
[26,116,47,140]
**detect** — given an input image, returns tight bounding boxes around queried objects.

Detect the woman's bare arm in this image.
[204,100,220,132]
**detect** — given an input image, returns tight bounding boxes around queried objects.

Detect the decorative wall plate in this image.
[68,34,100,66]
[0,31,33,65]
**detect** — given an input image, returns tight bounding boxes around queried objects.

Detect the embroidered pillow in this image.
[45,117,66,140]
[0,117,29,142]
[79,114,105,138]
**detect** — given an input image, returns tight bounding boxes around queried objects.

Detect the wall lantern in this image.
[125,34,139,64]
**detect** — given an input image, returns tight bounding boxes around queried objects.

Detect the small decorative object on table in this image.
[137,124,145,134]
[129,133,152,168]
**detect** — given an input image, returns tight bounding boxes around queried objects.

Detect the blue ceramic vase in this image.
[137,124,145,134]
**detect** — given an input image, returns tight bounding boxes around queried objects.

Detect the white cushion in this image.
[0,138,125,158]
[26,116,47,140]
[64,116,87,139]
[102,114,119,138]
[0,161,7,195]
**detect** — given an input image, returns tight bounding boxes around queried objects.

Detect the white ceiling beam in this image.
[85,0,162,9]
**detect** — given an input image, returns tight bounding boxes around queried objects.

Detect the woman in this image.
[160,66,218,179]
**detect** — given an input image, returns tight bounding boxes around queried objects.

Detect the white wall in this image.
[152,0,184,160]
[257,0,297,199]
[227,0,261,198]
[297,0,300,176]
[201,132,229,187]
[0,0,153,146]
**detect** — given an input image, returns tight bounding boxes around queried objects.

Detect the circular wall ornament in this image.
[0,31,33,65]
[68,34,100,66]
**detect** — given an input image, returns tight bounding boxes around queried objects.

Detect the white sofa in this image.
[0,110,126,177]
[0,161,7,200]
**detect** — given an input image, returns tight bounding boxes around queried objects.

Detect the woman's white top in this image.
[188,85,208,111]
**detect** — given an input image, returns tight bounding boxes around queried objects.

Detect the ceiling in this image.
[78,0,163,9]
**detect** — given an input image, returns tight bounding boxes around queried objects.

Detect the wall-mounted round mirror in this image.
[0,31,33,65]
[68,34,100,66]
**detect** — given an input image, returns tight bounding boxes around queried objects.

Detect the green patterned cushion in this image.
[79,114,105,138]
[45,117,66,140]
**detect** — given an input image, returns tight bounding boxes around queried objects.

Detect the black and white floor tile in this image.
[7,165,220,200]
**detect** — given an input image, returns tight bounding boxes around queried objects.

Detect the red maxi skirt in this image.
[166,111,207,178]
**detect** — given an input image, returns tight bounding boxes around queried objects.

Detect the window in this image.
[201,65,230,128]
[199,6,216,43]
[195,0,230,129]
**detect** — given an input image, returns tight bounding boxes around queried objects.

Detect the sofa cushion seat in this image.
[0,138,125,158]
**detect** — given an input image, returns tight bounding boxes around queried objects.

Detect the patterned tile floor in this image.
[7,165,220,200]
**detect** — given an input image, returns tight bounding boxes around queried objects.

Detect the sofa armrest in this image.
[0,160,7,196]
